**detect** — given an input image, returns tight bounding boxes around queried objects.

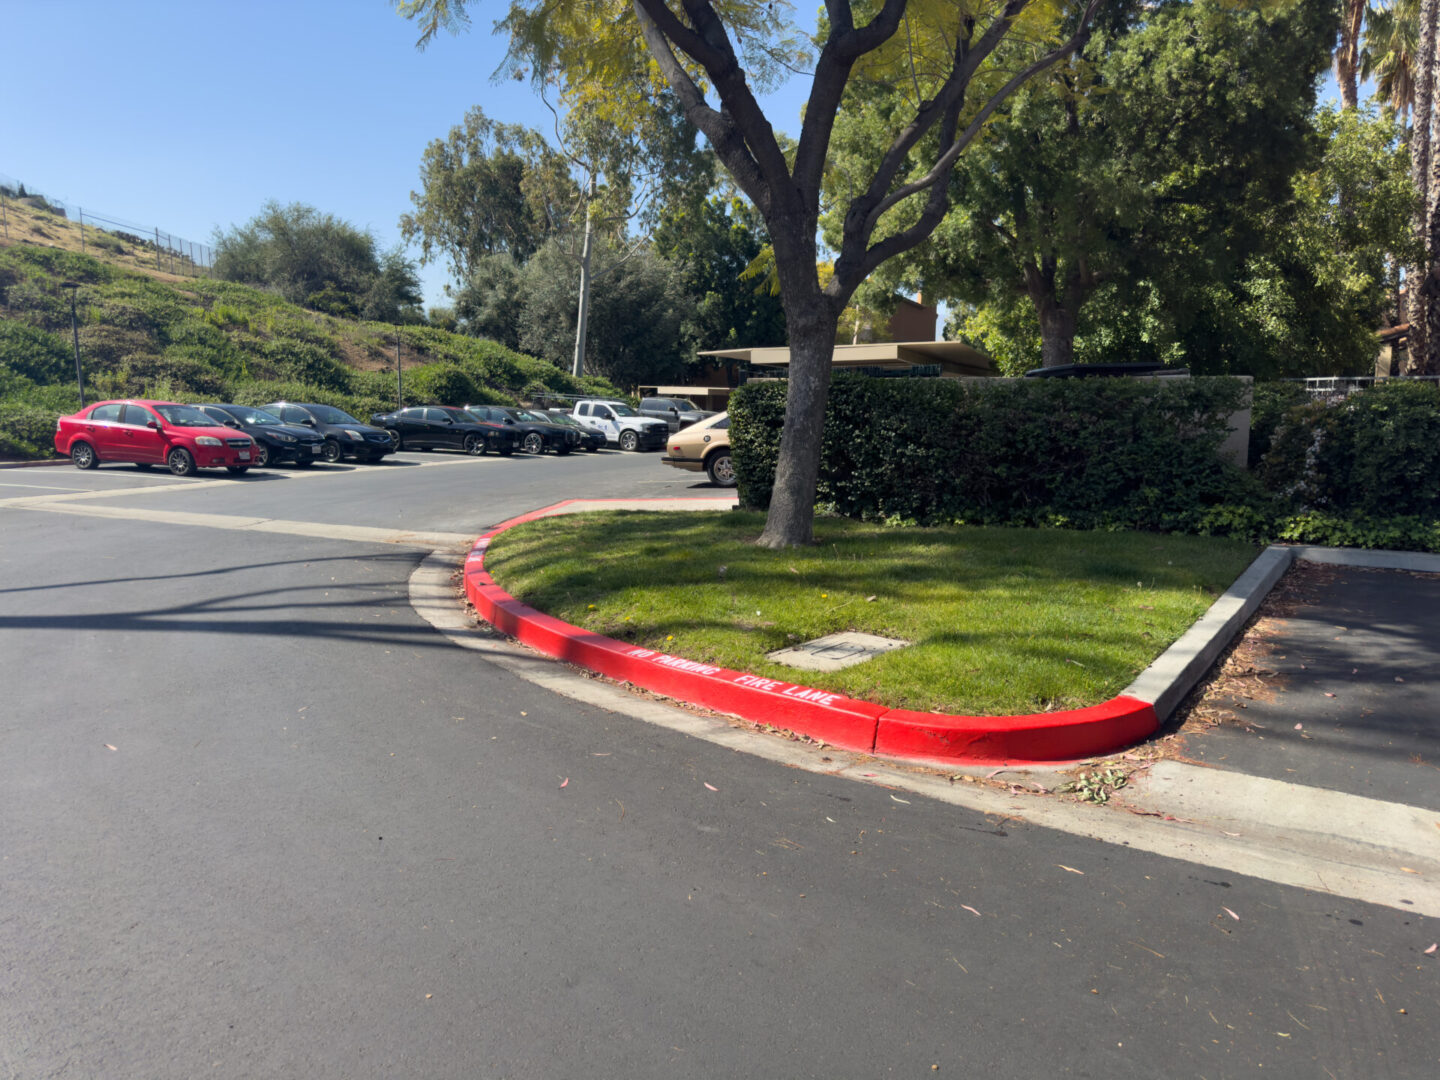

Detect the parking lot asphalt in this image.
[1175,560,1440,814]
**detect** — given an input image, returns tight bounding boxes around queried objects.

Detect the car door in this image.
[423,408,460,449]
[118,404,166,462]
[593,404,621,444]
[80,403,125,458]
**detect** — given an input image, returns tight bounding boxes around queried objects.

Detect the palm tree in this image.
[1336,0,1369,109]
[1363,0,1420,121]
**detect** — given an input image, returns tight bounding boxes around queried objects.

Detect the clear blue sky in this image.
[1,0,809,310]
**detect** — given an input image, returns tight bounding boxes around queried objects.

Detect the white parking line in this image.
[9,500,471,548]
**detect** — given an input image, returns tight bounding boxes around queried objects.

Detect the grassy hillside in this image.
[0,206,619,459]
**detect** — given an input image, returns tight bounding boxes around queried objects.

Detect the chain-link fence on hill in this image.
[0,171,214,277]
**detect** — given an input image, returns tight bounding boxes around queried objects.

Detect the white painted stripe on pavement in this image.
[10,501,471,549]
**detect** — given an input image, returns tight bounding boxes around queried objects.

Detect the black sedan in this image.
[542,410,608,452]
[261,401,396,463]
[370,405,520,456]
[464,406,581,455]
[195,404,325,467]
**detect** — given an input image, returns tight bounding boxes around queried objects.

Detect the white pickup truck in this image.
[570,399,670,451]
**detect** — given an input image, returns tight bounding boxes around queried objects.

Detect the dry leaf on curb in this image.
[961,905,982,917]
[1401,867,1420,875]
[1424,943,1437,955]
[1222,907,1240,921]
[890,795,910,804]
[704,782,718,791]
[1057,864,1085,875]
[559,778,569,789]
[984,768,1005,779]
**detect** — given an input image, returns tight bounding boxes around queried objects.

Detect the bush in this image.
[0,401,62,458]
[730,375,1262,533]
[404,362,478,406]
[0,321,72,383]
[1257,381,1440,519]
[261,338,351,391]
[1249,381,1311,466]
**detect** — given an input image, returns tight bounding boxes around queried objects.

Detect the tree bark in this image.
[1335,0,1364,111]
[1037,303,1077,368]
[1409,0,1438,371]
[757,308,836,548]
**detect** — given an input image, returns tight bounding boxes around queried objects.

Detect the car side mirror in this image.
[146,420,159,429]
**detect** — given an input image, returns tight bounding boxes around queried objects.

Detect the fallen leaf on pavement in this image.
[1401,867,1420,874]
[104,744,117,751]
[961,905,982,917]
[1396,676,1406,683]
[1222,907,1240,921]
[1424,943,1437,955]
[984,768,1005,779]
[704,782,718,791]
[1295,724,1303,730]
[559,778,568,788]
[890,795,910,804]
[1057,864,1085,875]
[1324,692,1336,698]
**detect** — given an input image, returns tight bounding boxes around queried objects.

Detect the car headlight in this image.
[196,436,222,446]
[274,433,296,443]
[346,430,362,440]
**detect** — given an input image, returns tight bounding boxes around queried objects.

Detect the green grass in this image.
[484,511,1260,717]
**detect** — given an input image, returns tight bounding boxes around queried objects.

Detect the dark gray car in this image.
[640,396,715,432]
[261,402,395,464]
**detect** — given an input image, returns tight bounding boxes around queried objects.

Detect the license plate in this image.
[238,451,251,460]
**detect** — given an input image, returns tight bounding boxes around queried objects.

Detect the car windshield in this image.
[607,403,638,417]
[546,413,580,428]
[308,405,359,425]
[154,404,221,427]
[436,407,469,421]
[222,407,282,426]
[513,410,549,422]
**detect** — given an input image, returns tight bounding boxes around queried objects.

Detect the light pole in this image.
[396,331,403,408]
[59,281,85,409]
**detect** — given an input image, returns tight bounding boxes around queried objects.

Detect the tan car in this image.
[660,412,733,487]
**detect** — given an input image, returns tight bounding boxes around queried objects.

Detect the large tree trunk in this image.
[757,302,836,548]
[1409,0,1439,371]
[1037,302,1077,368]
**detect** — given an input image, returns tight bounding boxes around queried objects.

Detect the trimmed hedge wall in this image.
[730,376,1257,532]
[730,377,1440,550]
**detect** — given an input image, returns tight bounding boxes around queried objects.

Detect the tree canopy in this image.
[214,201,423,323]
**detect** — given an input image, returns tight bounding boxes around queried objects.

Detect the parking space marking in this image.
[8,500,472,548]
[0,481,98,492]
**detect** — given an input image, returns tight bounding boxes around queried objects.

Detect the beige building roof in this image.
[699,340,996,377]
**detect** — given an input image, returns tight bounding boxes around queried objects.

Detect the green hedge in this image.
[730,376,1258,532]
[1257,380,1440,519]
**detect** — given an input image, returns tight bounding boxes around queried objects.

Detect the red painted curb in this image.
[465,505,1160,765]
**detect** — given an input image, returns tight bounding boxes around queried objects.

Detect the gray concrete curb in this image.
[1121,542,1440,723]
[0,458,67,469]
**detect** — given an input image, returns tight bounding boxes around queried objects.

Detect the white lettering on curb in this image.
[622,651,844,707]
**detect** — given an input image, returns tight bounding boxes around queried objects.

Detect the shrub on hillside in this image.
[0,322,72,383]
[0,402,63,458]
[261,338,351,391]
[404,362,478,406]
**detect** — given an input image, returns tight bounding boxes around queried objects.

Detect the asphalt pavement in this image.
[2,450,1437,1078]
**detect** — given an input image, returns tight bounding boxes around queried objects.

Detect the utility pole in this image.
[60,281,85,409]
[570,175,596,379]
[397,331,404,408]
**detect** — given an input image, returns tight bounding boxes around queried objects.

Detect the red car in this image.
[54,400,257,476]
